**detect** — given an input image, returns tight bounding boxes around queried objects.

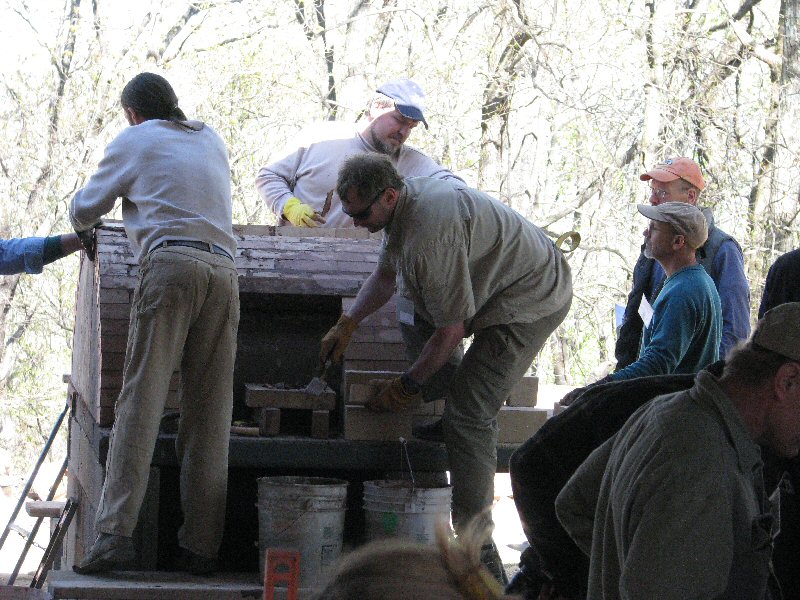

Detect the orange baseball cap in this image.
[639,157,706,191]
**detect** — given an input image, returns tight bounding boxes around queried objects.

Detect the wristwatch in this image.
[400,372,422,395]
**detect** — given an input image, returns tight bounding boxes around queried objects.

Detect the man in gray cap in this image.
[256,78,463,228]
[556,302,800,600]
[562,202,722,405]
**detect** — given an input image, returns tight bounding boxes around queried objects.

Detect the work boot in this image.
[73,533,136,574]
[412,418,444,442]
[480,540,509,586]
[179,547,217,576]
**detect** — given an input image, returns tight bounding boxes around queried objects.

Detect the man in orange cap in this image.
[616,157,750,369]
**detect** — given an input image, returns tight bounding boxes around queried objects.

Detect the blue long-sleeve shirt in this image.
[649,239,749,358]
[0,236,72,275]
[615,210,750,366]
[610,264,722,381]
[0,237,47,275]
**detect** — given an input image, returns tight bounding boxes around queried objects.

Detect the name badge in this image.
[638,296,654,329]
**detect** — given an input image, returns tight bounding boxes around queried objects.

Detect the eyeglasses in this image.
[344,188,386,220]
[649,186,670,201]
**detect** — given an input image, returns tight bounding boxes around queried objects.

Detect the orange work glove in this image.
[366,375,423,413]
[320,313,358,364]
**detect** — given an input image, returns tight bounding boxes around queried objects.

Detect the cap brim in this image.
[636,204,666,221]
[639,168,680,183]
[396,105,429,129]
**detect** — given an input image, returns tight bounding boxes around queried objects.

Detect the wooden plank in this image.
[244,384,336,410]
[25,500,66,518]
[47,570,268,600]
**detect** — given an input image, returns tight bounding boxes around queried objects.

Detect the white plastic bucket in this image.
[363,479,452,545]
[257,476,348,588]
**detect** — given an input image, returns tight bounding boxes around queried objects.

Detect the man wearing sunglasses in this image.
[320,153,573,584]
[615,157,749,370]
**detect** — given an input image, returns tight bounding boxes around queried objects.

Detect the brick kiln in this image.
[64,222,545,573]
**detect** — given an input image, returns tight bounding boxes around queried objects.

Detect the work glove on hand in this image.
[283,197,325,227]
[366,375,423,413]
[320,313,358,364]
[76,227,98,261]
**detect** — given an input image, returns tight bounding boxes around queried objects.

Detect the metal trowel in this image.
[305,353,333,397]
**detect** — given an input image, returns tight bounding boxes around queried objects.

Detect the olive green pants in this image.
[444,302,571,533]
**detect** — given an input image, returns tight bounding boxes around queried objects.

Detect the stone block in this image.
[505,376,539,407]
[497,407,549,443]
[344,405,413,441]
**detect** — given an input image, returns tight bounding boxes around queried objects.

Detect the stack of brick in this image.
[341,370,547,443]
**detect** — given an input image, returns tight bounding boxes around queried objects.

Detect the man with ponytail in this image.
[70,72,239,576]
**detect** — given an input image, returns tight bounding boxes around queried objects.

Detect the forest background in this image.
[0,0,797,470]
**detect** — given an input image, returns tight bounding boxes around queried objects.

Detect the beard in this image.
[370,131,402,158]
[643,243,654,260]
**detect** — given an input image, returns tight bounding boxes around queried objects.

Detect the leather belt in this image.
[150,240,233,261]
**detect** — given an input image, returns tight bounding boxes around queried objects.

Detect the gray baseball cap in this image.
[637,201,709,249]
[753,302,800,361]
[376,78,429,129]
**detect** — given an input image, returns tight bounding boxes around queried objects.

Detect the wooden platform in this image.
[47,570,312,599]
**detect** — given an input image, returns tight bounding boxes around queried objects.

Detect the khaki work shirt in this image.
[378,177,572,334]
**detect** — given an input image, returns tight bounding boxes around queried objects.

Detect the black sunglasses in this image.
[344,188,386,220]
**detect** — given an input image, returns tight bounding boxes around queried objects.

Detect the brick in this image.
[344,341,408,361]
[343,406,413,441]
[347,382,383,406]
[245,384,336,410]
[343,370,402,390]
[505,376,539,407]
[257,407,281,436]
[496,407,549,443]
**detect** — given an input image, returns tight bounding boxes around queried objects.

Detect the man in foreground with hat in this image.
[616,157,749,369]
[555,302,800,599]
[256,78,464,228]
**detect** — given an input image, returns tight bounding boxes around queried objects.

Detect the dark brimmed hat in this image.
[753,303,800,361]
[376,79,429,129]
[637,202,709,249]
